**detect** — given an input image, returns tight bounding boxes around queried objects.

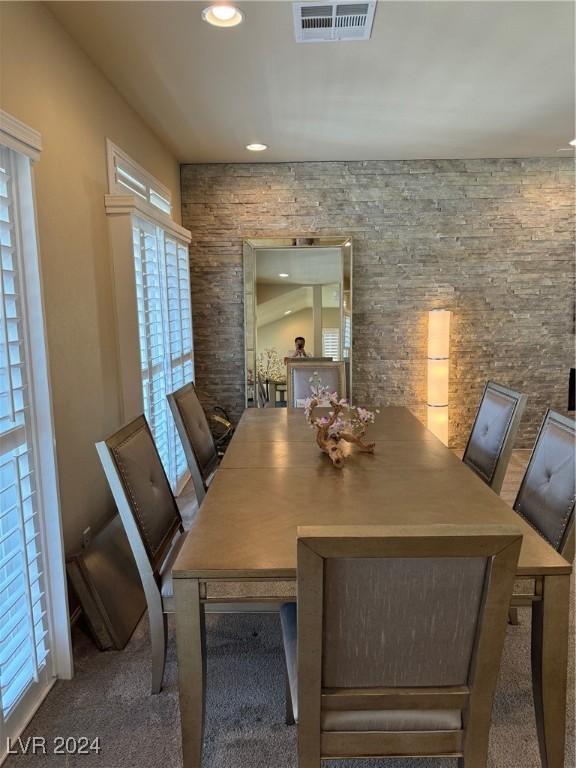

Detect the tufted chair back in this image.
[97,416,183,574]
[463,381,527,494]
[168,382,219,502]
[514,410,575,559]
[287,360,346,408]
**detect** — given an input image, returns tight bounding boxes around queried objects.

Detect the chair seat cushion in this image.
[321,708,462,732]
[203,580,296,601]
[280,602,462,732]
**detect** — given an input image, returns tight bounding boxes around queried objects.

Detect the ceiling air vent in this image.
[293,1,377,43]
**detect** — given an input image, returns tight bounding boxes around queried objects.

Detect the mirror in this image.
[243,237,352,408]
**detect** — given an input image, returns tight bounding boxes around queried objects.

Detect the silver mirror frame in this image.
[243,237,353,408]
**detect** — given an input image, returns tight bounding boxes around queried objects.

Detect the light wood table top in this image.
[231,405,437,443]
[220,438,452,471]
[173,407,571,580]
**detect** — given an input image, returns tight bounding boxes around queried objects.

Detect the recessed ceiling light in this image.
[278,273,290,278]
[246,143,268,152]
[202,4,244,27]
[570,139,576,146]
[284,310,292,315]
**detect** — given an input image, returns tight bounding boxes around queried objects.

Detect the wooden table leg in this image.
[174,578,206,768]
[531,574,570,768]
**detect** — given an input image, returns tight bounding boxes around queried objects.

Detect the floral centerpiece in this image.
[304,375,377,468]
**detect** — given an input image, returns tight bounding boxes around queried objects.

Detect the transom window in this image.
[107,140,172,215]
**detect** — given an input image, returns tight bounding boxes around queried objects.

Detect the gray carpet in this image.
[5,605,574,768]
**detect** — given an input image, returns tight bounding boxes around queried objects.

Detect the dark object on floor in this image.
[210,405,235,452]
[66,515,146,650]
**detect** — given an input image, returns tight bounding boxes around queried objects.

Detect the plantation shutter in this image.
[132,216,193,490]
[0,145,49,718]
[322,327,340,361]
[343,314,351,357]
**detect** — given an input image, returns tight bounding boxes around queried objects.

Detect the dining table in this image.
[172,406,572,768]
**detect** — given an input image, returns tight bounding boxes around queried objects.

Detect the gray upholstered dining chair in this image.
[97,414,297,693]
[509,410,575,624]
[96,415,186,694]
[167,382,219,503]
[281,524,522,767]
[462,381,527,494]
[513,410,575,558]
[286,360,346,408]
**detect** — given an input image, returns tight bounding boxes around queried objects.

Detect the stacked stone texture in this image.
[180,158,575,447]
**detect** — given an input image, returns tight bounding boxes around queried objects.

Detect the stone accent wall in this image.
[181,158,575,447]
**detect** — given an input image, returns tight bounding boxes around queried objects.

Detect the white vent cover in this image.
[293,1,376,43]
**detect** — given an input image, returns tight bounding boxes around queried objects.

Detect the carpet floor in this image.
[5,603,574,768]
[5,452,575,768]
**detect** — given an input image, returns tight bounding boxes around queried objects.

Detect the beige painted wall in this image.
[322,308,341,330]
[257,309,314,359]
[257,307,342,360]
[0,2,182,552]
[256,283,297,304]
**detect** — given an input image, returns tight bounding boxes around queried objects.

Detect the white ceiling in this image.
[49,1,575,162]
[257,286,312,325]
[257,284,340,325]
[256,248,342,284]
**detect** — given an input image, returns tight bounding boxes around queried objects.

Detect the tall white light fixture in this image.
[427,309,451,445]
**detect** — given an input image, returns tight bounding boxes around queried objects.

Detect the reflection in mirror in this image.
[243,238,352,408]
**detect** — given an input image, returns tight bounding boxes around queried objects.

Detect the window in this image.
[107,140,172,215]
[105,143,193,493]
[322,327,340,360]
[0,143,49,719]
[132,217,193,490]
[343,314,351,358]
[0,113,71,760]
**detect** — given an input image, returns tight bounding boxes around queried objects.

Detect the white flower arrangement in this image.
[256,348,286,384]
